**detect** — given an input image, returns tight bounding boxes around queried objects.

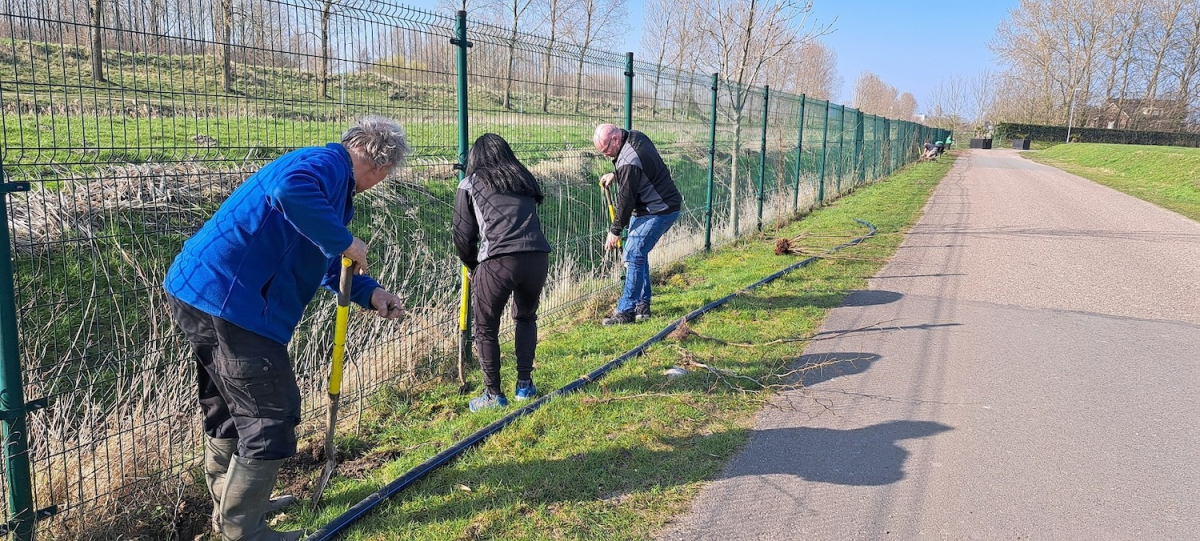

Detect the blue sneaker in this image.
[514,379,538,401]
[468,392,508,412]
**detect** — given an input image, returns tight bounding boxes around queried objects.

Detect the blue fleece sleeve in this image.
[266,162,354,259]
[321,258,381,309]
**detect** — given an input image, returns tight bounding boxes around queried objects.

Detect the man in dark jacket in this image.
[593,123,682,325]
[164,116,408,540]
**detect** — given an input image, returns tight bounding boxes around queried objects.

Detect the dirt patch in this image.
[339,449,404,479]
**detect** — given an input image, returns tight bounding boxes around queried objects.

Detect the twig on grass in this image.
[669,318,904,348]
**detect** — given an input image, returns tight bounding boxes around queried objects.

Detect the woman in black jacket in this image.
[453,133,552,411]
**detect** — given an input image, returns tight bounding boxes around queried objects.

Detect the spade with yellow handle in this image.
[457,265,472,391]
[601,181,625,280]
[311,256,353,510]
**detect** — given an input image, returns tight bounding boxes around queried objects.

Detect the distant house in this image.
[1086,98,1189,131]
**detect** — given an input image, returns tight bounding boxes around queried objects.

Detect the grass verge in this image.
[260,155,955,540]
[1025,143,1200,222]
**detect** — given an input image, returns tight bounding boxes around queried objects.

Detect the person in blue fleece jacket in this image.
[163,116,408,541]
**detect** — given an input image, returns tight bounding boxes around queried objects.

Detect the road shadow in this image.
[725,421,953,486]
[789,352,881,387]
[838,290,902,307]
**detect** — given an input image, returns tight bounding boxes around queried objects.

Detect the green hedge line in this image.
[994,122,1200,148]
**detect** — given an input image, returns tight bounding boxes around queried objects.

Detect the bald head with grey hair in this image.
[342,115,410,193]
[342,115,410,169]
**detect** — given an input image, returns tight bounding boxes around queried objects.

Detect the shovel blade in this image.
[311,458,337,511]
[311,395,341,510]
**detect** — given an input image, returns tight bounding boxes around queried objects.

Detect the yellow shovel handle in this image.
[601,182,622,250]
[458,265,470,330]
[328,256,353,396]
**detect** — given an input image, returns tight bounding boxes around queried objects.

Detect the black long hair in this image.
[465,133,544,204]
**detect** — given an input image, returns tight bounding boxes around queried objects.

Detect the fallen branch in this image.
[669,318,903,348]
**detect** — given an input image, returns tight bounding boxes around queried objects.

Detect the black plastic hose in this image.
[306,219,876,540]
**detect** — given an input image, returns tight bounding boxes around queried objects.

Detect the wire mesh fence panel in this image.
[0,0,468,535]
[0,0,938,536]
[800,97,828,207]
[763,92,801,229]
[631,63,713,268]
[464,21,632,326]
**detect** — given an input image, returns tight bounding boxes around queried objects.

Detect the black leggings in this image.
[472,251,549,396]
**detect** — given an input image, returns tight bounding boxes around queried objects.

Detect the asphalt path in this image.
[660,149,1200,540]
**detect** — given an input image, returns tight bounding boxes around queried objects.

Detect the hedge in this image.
[993,122,1200,148]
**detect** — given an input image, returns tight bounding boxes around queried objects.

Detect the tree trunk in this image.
[573,51,586,114]
[1173,11,1200,131]
[1140,5,1183,130]
[540,0,558,113]
[221,0,233,92]
[502,0,521,111]
[89,0,105,82]
[504,30,517,110]
[320,0,334,99]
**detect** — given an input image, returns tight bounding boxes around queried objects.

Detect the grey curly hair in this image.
[341,115,410,169]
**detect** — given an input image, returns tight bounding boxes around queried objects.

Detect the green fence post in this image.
[818,100,829,204]
[793,94,806,212]
[453,10,473,378]
[624,52,633,131]
[836,104,846,195]
[855,110,865,186]
[704,73,718,252]
[454,11,470,174]
[0,167,38,540]
[756,85,768,232]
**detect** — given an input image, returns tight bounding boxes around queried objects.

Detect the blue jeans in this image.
[618,211,679,314]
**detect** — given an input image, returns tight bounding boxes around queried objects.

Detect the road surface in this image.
[660,149,1200,540]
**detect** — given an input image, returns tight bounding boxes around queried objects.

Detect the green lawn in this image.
[1025,143,1200,222]
[275,157,954,540]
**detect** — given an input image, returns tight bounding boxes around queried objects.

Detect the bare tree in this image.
[852,71,898,117]
[215,0,234,92]
[1097,0,1146,125]
[89,0,105,82]
[894,92,917,120]
[693,0,829,235]
[991,0,1111,124]
[666,4,700,119]
[770,39,839,101]
[570,0,627,113]
[640,0,672,117]
[500,0,537,109]
[986,0,1200,130]
[968,69,996,125]
[927,75,969,130]
[320,0,337,99]
[538,0,572,112]
[1169,2,1200,130]
[1133,0,1187,128]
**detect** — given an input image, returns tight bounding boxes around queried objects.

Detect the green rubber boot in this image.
[218,455,302,541]
[205,438,297,534]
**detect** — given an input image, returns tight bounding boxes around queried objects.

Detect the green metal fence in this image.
[0,0,947,536]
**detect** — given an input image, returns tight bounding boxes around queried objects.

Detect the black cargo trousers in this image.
[472,251,549,397]
[166,295,302,460]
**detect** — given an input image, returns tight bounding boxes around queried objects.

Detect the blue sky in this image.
[405,0,1021,113]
